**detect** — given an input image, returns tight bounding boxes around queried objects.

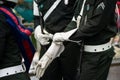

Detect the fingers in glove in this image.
[38,67,44,78]
[35,64,41,78]
[29,61,38,74]
[53,33,64,42]
[40,40,50,45]
[36,65,44,78]
[41,34,52,39]
[36,37,50,45]
[29,67,36,74]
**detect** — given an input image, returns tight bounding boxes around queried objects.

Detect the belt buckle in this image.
[22,63,26,71]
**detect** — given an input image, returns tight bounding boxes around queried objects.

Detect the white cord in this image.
[64,0,68,5]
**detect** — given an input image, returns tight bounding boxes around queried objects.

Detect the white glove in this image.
[53,28,77,42]
[29,51,40,75]
[34,25,53,45]
[35,42,64,78]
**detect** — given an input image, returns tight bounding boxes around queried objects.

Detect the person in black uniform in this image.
[33,0,81,80]
[53,0,117,80]
[0,0,31,80]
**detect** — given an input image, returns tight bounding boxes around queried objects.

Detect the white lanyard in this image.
[43,0,61,21]
[77,0,87,28]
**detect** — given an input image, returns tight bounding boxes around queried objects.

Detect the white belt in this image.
[0,63,26,78]
[84,42,112,52]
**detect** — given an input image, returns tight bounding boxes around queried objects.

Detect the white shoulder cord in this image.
[77,0,86,28]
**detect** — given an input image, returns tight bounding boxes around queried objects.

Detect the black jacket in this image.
[68,0,117,45]
[0,9,21,69]
[34,0,76,34]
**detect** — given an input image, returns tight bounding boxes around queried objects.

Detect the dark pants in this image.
[0,72,30,80]
[40,42,81,80]
[80,47,115,80]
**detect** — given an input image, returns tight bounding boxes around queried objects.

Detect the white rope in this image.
[44,0,61,21]
[77,0,87,28]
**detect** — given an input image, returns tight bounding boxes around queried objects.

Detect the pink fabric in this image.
[0,7,32,36]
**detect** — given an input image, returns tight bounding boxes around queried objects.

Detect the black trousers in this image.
[80,47,115,80]
[40,42,81,80]
[0,72,30,80]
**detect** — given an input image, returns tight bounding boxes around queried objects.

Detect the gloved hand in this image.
[34,25,53,45]
[35,42,64,78]
[53,28,77,42]
[29,51,40,75]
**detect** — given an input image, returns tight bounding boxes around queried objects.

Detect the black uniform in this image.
[35,0,77,34]
[0,5,30,80]
[34,0,81,80]
[66,0,117,80]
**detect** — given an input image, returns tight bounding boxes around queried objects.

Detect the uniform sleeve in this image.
[34,16,40,28]
[0,22,6,60]
[33,0,40,28]
[69,0,117,40]
[33,0,44,29]
[77,5,104,38]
